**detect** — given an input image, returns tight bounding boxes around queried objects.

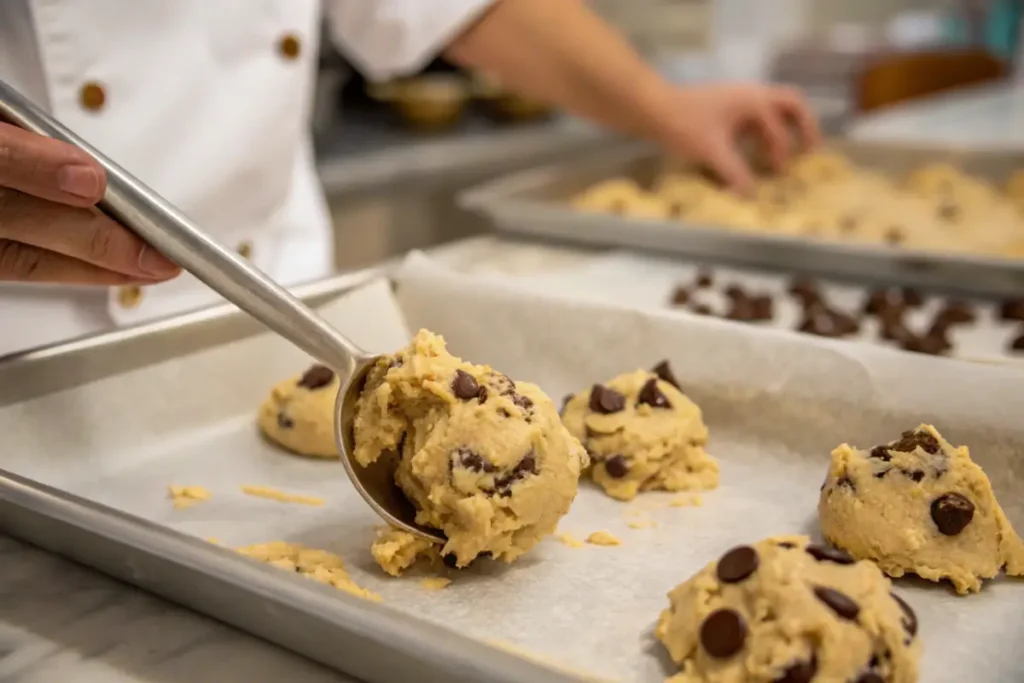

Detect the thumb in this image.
[700,133,755,196]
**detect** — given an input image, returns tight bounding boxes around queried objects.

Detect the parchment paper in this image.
[4,259,1024,683]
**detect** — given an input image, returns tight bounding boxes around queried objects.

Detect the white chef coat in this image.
[0,0,492,357]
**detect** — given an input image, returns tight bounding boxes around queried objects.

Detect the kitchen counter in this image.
[847,82,1024,149]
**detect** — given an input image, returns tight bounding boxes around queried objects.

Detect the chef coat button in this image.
[236,241,253,259]
[118,285,143,309]
[278,33,301,60]
[79,82,107,112]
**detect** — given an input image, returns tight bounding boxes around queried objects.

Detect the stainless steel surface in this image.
[0,79,440,544]
[0,471,577,683]
[460,141,1024,298]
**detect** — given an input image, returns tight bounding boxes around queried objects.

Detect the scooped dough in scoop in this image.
[353,329,588,569]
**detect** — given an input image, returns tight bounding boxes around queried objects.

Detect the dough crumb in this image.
[628,519,657,529]
[205,537,221,545]
[419,577,452,591]
[553,532,585,548]
[240,485,325,507]
[586,531,622,546]
[236,541,380,602]
[370,528,441,577]
[670,494,702,507]
[168,485,211,509]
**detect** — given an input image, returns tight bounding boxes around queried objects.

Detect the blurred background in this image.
[314,0,1024,270]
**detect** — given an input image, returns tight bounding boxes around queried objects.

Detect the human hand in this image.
[655,83,822,194]
[0,121,180,284]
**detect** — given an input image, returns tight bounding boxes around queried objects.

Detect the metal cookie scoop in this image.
[0,79,444,544]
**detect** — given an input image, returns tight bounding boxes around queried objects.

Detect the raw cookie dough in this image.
[656,535,922,683]
[561,361,718,501]
[818,424,1024,594]
[236,541,380,601]
[258,364,339,458]
[371,527,441,577]
[353,329,588,569]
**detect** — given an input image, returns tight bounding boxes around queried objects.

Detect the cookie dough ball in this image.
[571,178,644,214]
[621,194,670,220]
[561,361,717,501]
[1005,170,1024,199]
[656,174,718,218]
[819,424,1024,594]
[685,191,762,231]
[258,364,339,458]
[788,150,852,185]
[905,162,965,198]
[656,536,922,683]
[353,329,588,568]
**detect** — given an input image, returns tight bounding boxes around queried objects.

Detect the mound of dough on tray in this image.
[570,150,1024,258]
[819,424,1024,594]
[656,535,921,683]
[258,364,340,459]
[354,329,588,571]
[561,361,718,501]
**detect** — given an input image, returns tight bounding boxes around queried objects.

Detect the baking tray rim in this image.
[458,141,1024,275]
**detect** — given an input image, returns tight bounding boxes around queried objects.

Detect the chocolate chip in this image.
[695,270,714,288]
[1010,331,1024,353]
[476,386,489,403]
[670,286,690,306]
[452,447,496,473]
[874,469,890,479]
[936,300,976,326]
[604,454,629,478]
[813,586,860,621]
[750,295,774,321]
[880,318,913,345]
[931,492,975,536]
[511,393,534,412]
[900,287,924,308]
[691,303,713,316]
[890,429,940,454]
[726,297,758,322]
[806,544,855,565]
[869,446,891,461]
[777,541,797,549]
[637,378,671,409]
[1001,299,1024,322]
[298,364,335,390]
[884,227,905,246]
[494,451,539,493]
[651,360,681,390]
[856,673,884,683]
[589,384,625,414]
[798,305,859,338]
[561,394,574,414]
[908,469,925,482]
[902,333,951,356]
[774,656,817,683]
[442,553,459,569]
[716,546,759,583]
[452,370,480,400]
[276,413,294,429]
[788,278,820,307]
[891,592,918,638]
[725,284,746,300]
[699,609,747,659]
[837,475,856,491]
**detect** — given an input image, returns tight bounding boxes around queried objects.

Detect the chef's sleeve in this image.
[322,0,496,81]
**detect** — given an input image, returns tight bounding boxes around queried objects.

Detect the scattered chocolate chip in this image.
[637,377,672,409]
[798,305,859,338]
[452,447,496,473]
[931,492,975,536]
[863,289,906,317]
[874,469,890,479]
[837,475,856,491]
[750,295,774,321]
[476,386,489,403]
[869,446,892,461]
[699,609,747,659]
[788,278,820,306]
[511,393,534,412]
[588,384,625,414]
[900,287,924,307]
[670,286,690,306]
[1000,298,1024,321]
[813,586,860,621]
[774,656,817,683]
[452,370,480,400]
[651,360,681,390]
[901,333,951,356]
[891,592,918,638]
[716,546,759,583]
[726,297,758,322]
[695,270,714,288]
[908,469,925,482]
[1010,331,1024,353]
[604,454,629,479]
[725,284,746,300]
[936,300,976,326]
[806,544,855,565]
[276,413,294,429]
[494,451,539,493]
[884,226,905,246]
[298,364,335,390]
[493,373,517,396]
[880,319,914,344]
[690,303,713,316]
[561,394,574,414]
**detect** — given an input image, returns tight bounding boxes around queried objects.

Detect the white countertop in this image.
[848,83,1024,149]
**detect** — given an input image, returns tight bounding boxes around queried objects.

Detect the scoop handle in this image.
[0,78,364,377]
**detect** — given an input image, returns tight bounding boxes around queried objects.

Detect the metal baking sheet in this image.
[459,141,1024,298]
[3,253,1024,683]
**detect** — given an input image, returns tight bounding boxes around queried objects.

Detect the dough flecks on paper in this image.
[236,541,380,602]
[561,361,718,501]
[353,329,588,569]
[819,424,1024,594]
[370,528,440,577]
[656,536,921,683]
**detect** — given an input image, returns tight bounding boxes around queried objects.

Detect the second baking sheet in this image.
[4,254,1024,682]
